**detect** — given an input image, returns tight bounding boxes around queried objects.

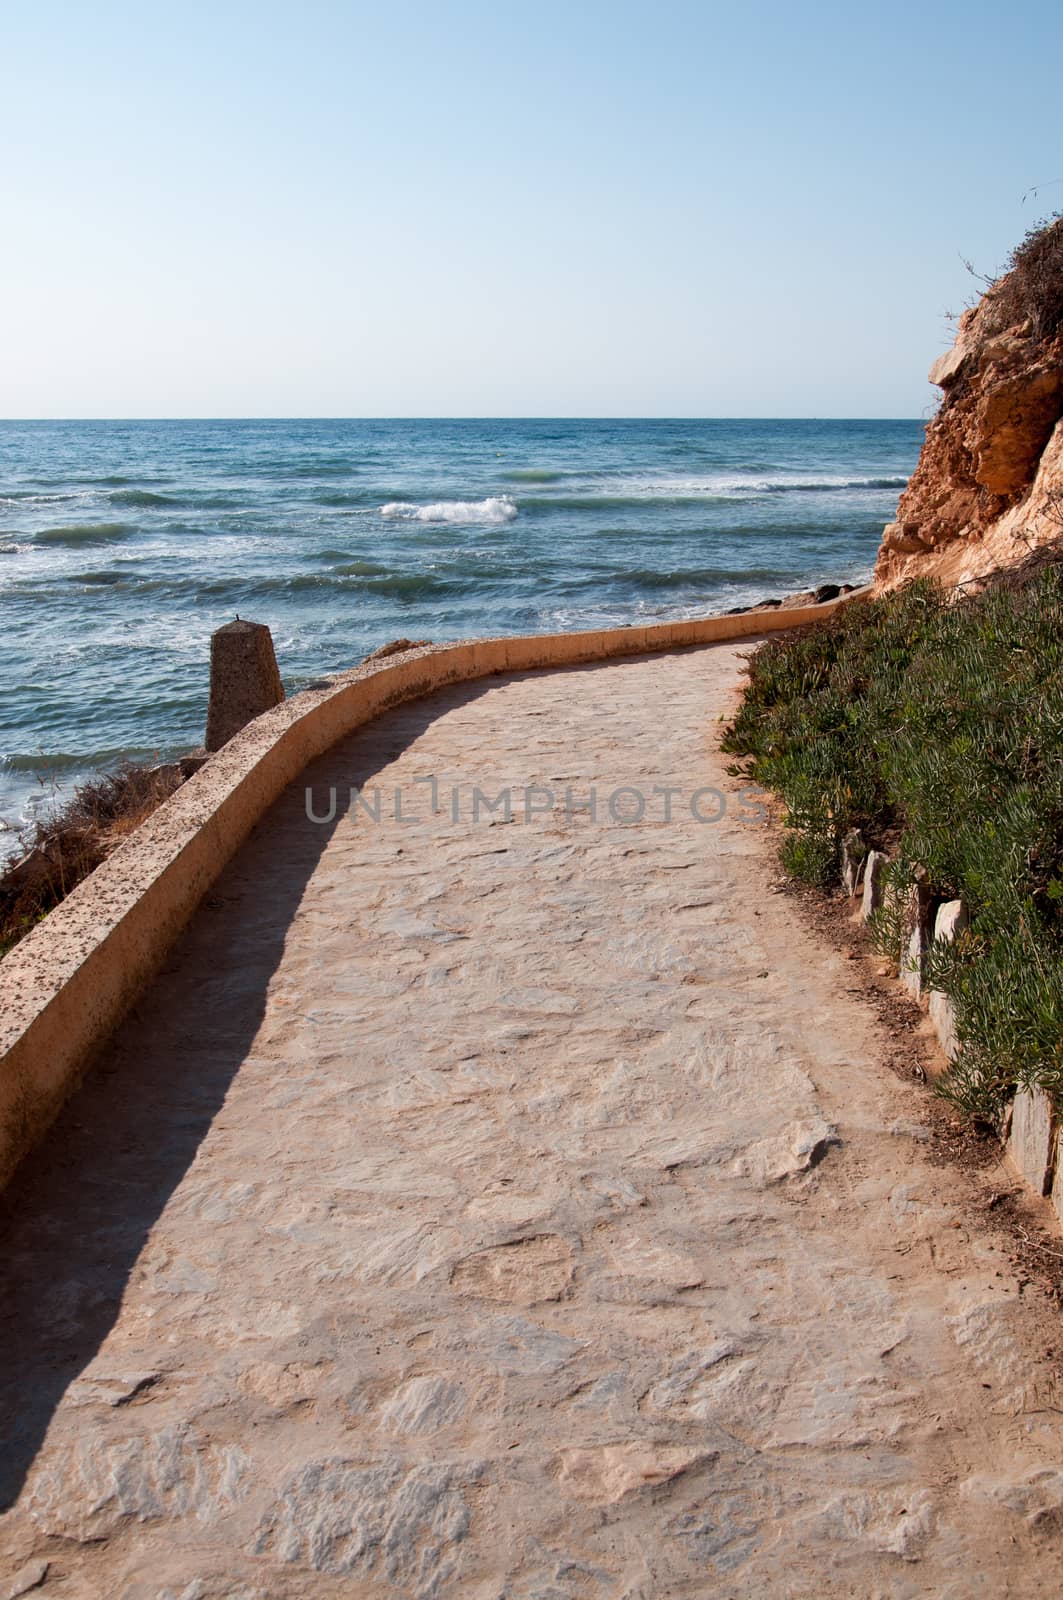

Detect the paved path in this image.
[2,643,1062,1599]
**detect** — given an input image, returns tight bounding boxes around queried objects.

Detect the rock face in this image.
[875,217,1063,591]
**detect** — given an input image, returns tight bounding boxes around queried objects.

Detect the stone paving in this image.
[1,643,1062,1598]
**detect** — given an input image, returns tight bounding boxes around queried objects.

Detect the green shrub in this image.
[721,561,1063,1121]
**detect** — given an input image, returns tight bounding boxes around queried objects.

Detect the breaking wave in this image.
[379,496,518,525]
[553,474,908,502]
[0,491,82,506]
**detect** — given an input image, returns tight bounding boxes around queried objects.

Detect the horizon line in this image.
[0,414,927,425]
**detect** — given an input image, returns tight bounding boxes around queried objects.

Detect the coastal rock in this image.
[362,637,431,662]
[874,215,1063,593]
[881,520,929,556]
[3,1563,49,1600]
[973,361,1063,494]
[928,343,970,388]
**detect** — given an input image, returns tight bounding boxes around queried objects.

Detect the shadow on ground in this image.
[0,673,513,1508]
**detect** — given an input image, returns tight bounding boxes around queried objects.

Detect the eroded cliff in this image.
[875,215,1063,592]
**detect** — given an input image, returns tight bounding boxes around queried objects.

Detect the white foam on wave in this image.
[604,473,908,496]
[379,496,518,526]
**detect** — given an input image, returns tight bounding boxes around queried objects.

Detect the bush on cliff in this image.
[721,563,1063,1120]
[983,210,1063,342]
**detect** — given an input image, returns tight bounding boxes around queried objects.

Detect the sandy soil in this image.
[1,641,1061,1599]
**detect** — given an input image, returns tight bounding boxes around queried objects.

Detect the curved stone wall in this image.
[0,595,860,1188]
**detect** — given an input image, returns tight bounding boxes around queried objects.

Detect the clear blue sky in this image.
[2,0,1060,418]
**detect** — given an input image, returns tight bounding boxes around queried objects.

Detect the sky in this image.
[1,0,1061,419]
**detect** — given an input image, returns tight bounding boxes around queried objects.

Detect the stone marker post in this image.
[205,619,285,752]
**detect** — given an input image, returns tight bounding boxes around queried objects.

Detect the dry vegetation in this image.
[982,211,1063,341]
[0,762,185,958]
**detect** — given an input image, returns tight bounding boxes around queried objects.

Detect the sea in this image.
[0,417,922,832]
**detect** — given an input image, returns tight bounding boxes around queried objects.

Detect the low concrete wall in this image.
[0,595,856,1189]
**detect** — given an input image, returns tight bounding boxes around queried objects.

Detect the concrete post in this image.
[1008,1088,1056,1196]
[205,619,284,753]
[860,851,888,921]
[927,900,968,1060]
[900,870,932,1001]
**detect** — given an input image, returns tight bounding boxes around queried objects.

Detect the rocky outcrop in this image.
[875,217,1063,591]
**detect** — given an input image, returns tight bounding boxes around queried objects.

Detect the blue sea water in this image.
[0,417,922,830]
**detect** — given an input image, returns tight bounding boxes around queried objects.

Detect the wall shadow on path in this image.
[0,670,520,1510]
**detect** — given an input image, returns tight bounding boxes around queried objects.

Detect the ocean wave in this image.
[379,496,518,525]
[67,571,127,586]
[194,573,336,598]
[8,565,455,604]
[0,491,83,506]
[514,485,906,515]
[107,489,178,507]
[34,523,134,546]
[526,475,907,506]
[1,746,160,775]
[333,560,391,577]
[363,572,451,598]
[313,491,374,507]
[94,475,171,486]
[500,469,564,484]
[572,564,788,591]
[192,569,453,600]
[520,494,736,513]
[755,475,908,492]
[659,473,908,493]
[255,461,359,480]
[173,493,246,510]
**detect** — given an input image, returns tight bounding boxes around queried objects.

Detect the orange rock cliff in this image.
[875,215,1063,592]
